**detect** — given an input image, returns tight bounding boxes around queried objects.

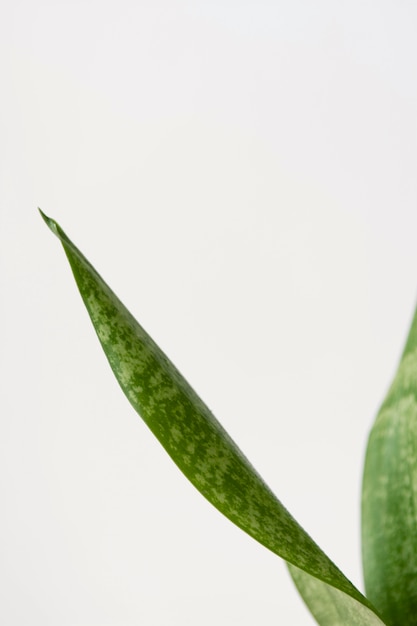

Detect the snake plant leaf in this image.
[40,210,386,626]
[362,302,417,626]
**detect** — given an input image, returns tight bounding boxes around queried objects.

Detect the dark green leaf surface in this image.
[41,210,386,626]
[362,303,417,625]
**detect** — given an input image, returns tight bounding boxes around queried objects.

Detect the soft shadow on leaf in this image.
[289,565,386,626]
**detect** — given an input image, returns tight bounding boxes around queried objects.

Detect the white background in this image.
[2,1,417,624]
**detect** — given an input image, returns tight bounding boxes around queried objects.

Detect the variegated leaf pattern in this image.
[362,303,417,626]
[41,210,386,626]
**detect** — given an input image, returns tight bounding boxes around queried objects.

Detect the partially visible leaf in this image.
[41,210,386,626]
[362,302,417,625]
[289,564,386,626]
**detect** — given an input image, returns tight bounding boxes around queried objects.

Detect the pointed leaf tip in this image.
[38,208,61,237]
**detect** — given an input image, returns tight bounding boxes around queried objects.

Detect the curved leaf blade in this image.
[362,303,417,625]
[41,210,385,625]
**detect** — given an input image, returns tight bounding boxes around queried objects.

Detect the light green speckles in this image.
[115,358,134,388]
[170,425,183,444]
[96,323,111,344]
[194,472,207,487]
[211,490,227,506]
[85,293,106,327]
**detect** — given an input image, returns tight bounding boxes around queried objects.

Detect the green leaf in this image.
[40,210,386,626]
[289,564,386,626]
[362,302,417,625]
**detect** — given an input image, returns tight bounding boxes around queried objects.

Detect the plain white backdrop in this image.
[2,1,417,624]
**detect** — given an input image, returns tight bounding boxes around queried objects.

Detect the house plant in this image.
[40,209,417,626]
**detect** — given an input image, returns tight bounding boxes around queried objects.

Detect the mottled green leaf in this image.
[362,303,417,625]
[41,210,386,626]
